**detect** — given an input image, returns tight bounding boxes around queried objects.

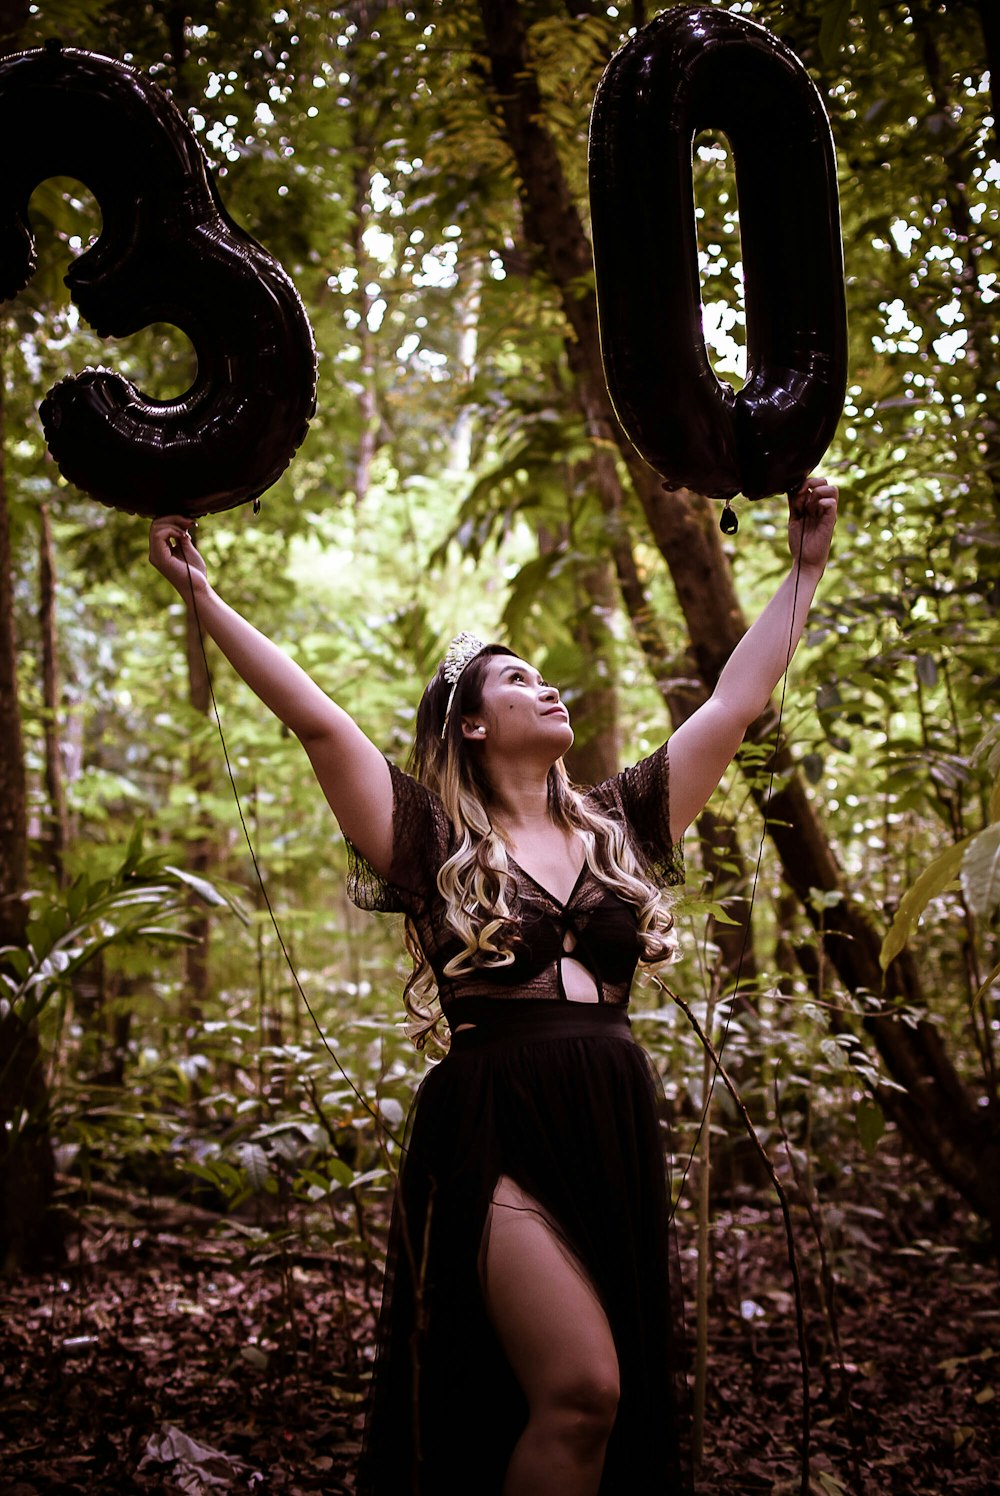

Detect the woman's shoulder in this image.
[585,740,669,808]
[584,743,683,887]
[387,756,447,811]
[385,758,452,852]
[347,757,451,914]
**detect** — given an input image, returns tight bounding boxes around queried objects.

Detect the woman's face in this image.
[465,655,574,758]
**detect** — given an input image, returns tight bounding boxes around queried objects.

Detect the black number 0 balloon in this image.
[589,6,848,504]
[0,42,316,519]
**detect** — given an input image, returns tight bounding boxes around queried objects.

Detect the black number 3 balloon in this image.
[0,42,316,519]
[589,6,848,504]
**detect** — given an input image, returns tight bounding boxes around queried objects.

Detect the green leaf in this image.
[237,1142,271,1191]
[915,653,938,687]
[327,1157,356,1188]
[66,876,90,921]
[162,865,230,906]
[162,866,249,922]
[502,551,564,639]
[123,818,145,875]
[960,825,1000,921]
[880,834,973,970]
[0,947,29,980]
[856,1098,885,1156]
[818,0,853,65]
[802,752,824,785]
[971,958,1000,1012]
[181,1160,226,1186]
[820,1036,850,1071]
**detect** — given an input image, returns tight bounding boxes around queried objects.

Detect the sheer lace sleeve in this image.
[590,741,685,887]
[346,760,449,915]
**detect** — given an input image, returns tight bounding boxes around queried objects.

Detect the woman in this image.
[150,477,837,1495]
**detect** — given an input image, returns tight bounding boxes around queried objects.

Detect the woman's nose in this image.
[540,683,559,703]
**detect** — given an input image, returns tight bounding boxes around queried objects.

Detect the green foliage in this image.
[881,722,1000,967]
[856,1095,886,1155]
[880,834,971,971]
[3,822,212,1033]
[0,821,245,1182]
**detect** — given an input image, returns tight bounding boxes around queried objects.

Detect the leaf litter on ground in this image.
[0,1155,996,1495]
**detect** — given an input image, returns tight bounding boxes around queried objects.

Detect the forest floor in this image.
[0,1153,997,1496]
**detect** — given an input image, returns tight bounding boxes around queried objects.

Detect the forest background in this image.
[0,0,998,1492]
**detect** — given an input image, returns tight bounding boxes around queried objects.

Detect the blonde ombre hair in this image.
[404,644,677,1049]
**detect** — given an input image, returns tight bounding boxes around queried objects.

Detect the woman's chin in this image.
[551,723,574,754]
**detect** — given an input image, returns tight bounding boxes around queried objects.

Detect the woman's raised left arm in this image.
[666,475,838,841]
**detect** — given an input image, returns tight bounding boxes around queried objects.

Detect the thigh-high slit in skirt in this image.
[357,1000,692,1495]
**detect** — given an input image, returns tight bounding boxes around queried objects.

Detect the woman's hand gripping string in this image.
[788,474,838,574]
[149,515,209,603]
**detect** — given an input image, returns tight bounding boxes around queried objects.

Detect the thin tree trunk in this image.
[914,1,1000,507]
[534,501,621,784]
[350,155,380,504]
[563,553,621,784]
[0,324,59,1271]
[583,431,757,982]
[0,331,25,951]
[450,260,483,473]
[37,501,69,885]
[974,0,1000,156]
[475,0,1000,1233]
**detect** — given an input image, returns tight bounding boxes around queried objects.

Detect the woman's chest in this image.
[502,826,586,908]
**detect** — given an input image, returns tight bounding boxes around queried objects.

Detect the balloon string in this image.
[179,546,405,1151]
[670,510,807,1206]
[665,511,811,1494]
[662,979,812,1495]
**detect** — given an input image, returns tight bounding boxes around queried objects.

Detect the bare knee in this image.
[535,1369,620,1458]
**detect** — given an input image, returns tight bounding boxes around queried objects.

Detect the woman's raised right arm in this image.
[149,516,393,876]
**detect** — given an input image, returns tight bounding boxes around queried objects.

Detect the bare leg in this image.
[482,1176,619,1496]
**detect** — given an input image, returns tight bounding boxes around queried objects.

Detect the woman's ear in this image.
[461,719,487,740]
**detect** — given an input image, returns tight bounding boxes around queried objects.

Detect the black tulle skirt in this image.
[357,1000,692,1495]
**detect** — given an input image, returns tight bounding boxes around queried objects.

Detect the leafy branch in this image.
[0,820,247,1102]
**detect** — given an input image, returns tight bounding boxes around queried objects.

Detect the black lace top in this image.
[347,743,683,1023]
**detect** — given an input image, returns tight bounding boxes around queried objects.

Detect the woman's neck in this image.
[486,763,553,832]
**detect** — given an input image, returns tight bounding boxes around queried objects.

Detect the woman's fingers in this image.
[787,475,838,568]
[149,516,207,587]
[790,474,838,520]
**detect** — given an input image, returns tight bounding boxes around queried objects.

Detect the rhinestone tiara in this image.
[442,631,487,686]
[440,631,486,737]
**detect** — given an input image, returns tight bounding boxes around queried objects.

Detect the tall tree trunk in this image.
[914,1,1000,508]
[0,336,25,950]
[0,327,59,1271]
[350,155,381,505]
[973,0,1000,155]
[562,552,621,783]
[536,507,621,784]
[450,260,483,473]
[475,0,1000,1234]
[37,501,69,885]
[583,425,757,983]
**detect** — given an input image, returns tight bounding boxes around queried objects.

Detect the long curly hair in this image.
[402,643,677,1048]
